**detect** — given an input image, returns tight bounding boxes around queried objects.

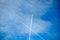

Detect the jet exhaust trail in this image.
[29,14,33,40]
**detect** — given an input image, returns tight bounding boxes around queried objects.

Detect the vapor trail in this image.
[29,14,33,40]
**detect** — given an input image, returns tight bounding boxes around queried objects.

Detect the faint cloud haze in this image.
[0,0,59,40]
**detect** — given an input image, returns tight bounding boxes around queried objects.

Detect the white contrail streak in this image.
[14,14,45,40]
[29,14,33,40]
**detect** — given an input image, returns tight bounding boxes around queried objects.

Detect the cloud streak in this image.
[0,0,53,40]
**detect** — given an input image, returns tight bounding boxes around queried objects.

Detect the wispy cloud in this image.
[0,0,53,40]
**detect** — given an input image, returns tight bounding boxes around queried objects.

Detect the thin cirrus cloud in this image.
[0,0,54,40]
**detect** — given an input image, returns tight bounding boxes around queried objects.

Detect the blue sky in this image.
[0,0,60,40]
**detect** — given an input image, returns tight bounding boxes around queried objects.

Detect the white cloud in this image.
[0,0,53,40]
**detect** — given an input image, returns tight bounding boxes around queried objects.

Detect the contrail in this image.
[29,14,33,40]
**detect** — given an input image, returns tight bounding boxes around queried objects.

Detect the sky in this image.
[0,0,60,40]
